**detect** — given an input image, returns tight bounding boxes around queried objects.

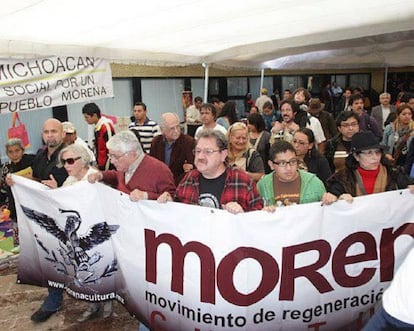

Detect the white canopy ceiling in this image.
[1,0,414,70]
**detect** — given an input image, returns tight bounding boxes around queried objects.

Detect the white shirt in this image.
[194,123,227,139]
[381,106,391,129]
[383,247,414,324]
[63,167,98,187]
[186,105,201,123]
[306,115,326,145]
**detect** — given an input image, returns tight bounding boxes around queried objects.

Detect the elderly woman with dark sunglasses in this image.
[327,131,414,202]
[58,144,98,187]
[44,144,97,188]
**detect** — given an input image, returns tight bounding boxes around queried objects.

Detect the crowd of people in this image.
[1,86,414,330]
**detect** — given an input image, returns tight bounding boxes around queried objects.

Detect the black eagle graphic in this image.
[21,205,119,285]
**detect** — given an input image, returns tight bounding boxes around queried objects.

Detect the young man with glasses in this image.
[257,140,336,208]
[157,129,262,214]
[324,111,360,173]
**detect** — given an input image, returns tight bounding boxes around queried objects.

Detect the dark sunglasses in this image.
[62,156,81,165]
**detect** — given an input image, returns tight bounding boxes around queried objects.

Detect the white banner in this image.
[0,56,113,113]
[11,176,414,331]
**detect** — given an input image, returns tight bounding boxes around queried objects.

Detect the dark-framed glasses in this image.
[271,159,298,167]
[193,148,221,156]
[62,156,81,165]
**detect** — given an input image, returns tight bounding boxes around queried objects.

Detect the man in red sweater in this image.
[88,130,175,201]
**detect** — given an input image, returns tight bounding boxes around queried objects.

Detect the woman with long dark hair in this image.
[216,101,238,129]
[247,112,271,173]
[292,128,332,184]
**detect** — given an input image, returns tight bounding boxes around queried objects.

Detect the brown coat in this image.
[150,133,196,185]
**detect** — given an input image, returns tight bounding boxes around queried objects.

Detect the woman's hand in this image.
[321,192,338,205]
[5,174,14,187]
[41,174,58,189]
[339,193,354,203]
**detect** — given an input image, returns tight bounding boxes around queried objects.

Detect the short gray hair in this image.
[159,112,179,129]
[58,144,91,168]
[196,129,228,151]
[5,138,25,151]
[380,92,391,98]
[107,130,143,155]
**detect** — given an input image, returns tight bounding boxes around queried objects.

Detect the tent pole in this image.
[384,66,388,92]
[203,63,209,102]
[260,68,264,93]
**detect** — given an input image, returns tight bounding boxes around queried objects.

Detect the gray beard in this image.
[47,140,59,148]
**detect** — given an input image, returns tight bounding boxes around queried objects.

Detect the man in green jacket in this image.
[258,140,337,208]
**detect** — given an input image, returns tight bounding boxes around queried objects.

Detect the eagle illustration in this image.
[21,205,119,286]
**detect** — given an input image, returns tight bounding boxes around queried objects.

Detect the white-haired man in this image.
[371,92,396,131]
[88,130,175,201]
[150,112,195,185]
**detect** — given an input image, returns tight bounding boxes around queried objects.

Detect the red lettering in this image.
[332,232,377,287]
[280,240,333,300]
[380,223,414,281]
[217,247,279,306]
[150,310,166,331]
[144,223,414,306]
[145,229,216,303]
[308,321,327,330]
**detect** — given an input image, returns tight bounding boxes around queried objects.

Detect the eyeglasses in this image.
[62,156,81,165]
[358,149,382,156]
[193,148,221,155]
[271,159,298,167]
[341,122,359,128]
[292,139,308,146]
[107,152,128,160]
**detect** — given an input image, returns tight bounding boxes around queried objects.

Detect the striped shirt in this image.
[129,117,161,154]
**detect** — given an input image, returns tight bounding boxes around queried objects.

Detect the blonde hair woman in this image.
[226,122,264,182]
